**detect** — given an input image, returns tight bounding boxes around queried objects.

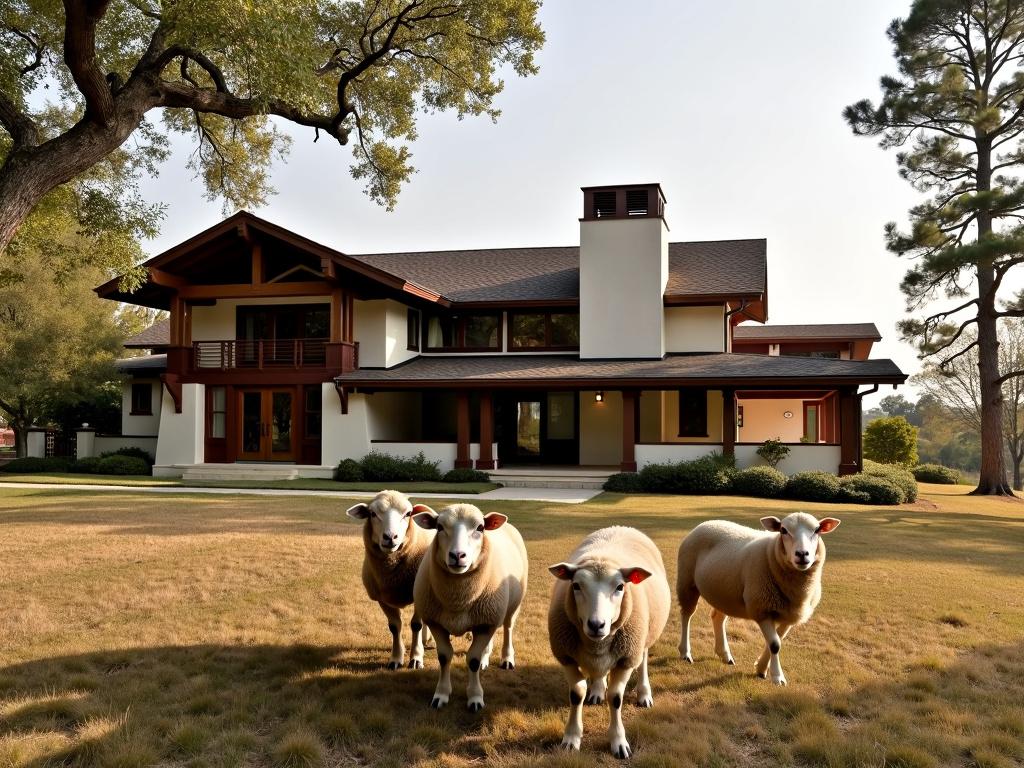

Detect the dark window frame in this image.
[678,388,709,438]
[235,303,331,342]
[206,385,227,440]
[422,312,502,352]
[304,385,323,439]
[407,308,420,352]
[508,311,581,352]
[130,382,153,416]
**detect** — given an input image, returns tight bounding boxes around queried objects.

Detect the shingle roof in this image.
[115,354,167,372]
[350,239,766,304]
[337,353,904,387]
[734,323,881,341]
[124,319,171,348]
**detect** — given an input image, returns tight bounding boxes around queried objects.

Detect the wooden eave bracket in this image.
[160,373,183,414]
[334,381,349,414]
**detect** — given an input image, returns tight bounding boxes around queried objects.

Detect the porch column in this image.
[721,387,736,457]
[838,387,860,475]
[475,392,497,470]
[621,390,638,472]
[456,390,472,469]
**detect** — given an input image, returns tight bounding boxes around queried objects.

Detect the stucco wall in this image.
[95,435,159,458]
[737,398,807,443]
[636,443,723,469]
[579,389,622,465]
[579,217,667,359]
[366,391,423,441]
[638,391,661,443]
[734,444,842,474]
[121,379,162,436]
[154,383,205,470]
[321,386,372,465]
[191,296,330,342]
[664,305,726,353]
[660,390,725,443]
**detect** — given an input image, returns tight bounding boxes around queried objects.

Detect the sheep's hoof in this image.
[386,661,402,671]
[611,740,632,760]
[467,697,485,712]
[585,693,604,706]
[772,676,787,687]
[683,654,694,664]
[560,736,581,751]
[408,659,423,670]
[636,694,653,708]
[430,695,448,709]
[726,657,735,666]
[479,659,489,672]
[500,660,515,670]
[756,670,768,679]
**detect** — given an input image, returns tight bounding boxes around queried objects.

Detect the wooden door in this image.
[238,388,296,461]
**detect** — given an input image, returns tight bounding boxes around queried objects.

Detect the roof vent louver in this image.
[626,190,648,216]
[593,191,616,218]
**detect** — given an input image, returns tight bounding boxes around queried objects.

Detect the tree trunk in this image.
[13,426,26,459]
[1013,453,1022,491]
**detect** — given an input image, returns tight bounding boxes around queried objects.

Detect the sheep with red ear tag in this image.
[547,526,671,760]
[676,512,841,686]
[346,490,436,670]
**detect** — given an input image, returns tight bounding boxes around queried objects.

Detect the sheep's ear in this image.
[346,503,371,520]
[760,516,783,532]
[816,517,841,534]
[549,562,577,580]
[412,510,439,529]
[620,567,652,585]
[411,504,436,515]
[483,512,507,530]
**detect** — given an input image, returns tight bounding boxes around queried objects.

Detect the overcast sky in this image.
[139,0,926,408]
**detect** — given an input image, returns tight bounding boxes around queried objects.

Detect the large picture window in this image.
[424,313,501,351]
[509,312,580,350]
[678,388,709,438]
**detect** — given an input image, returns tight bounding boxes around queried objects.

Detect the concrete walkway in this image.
[0,482,603,504]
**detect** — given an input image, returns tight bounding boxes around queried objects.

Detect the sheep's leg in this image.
[499,608,519,670]
[409,612,426,669]
[756,619,787,686]
[480,637,493,671]
[678,587,699,663]
[585,674,607,705]
[466,627,497,712]
[606,665,635,759]
[380,603,405,670]
[711,609,735,665]
[635,649,653,708]
[560,663,587,751]
[429,625,454,708]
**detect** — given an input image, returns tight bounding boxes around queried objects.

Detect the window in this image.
[209,387,226,438]
[424,313,501,351]
[131,383,153,415]
[803,402,819,443]
[509,312,580,350]
[678,388,709,438]
[304,386,322,439]
[407,308,420,351]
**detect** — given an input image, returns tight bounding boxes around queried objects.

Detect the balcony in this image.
[190,339,358,372]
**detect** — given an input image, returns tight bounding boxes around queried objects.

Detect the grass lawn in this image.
[0,484,1021,767]
[0,473,498,494]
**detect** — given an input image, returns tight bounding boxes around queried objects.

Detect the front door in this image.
[498,392,579,464]
[238,388,296,461]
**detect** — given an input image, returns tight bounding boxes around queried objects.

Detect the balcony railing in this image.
[192,338,359,371]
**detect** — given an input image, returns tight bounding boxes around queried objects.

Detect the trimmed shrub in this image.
[94,455,150,475]
[839,474,903,505]
[442,468,492,484]
[756,438,791,469]
[0,456,72,473]
[913,463,962,485]
[69,456,104,474]
[862,460,918,502]
[637,456,734,495]
[785,471,841,503]
[603,472,644,493]
[333,459,364,482]
[732,466,787,498]
[836,486,872,504]
[100,446,154,466]
[863,416,919,467]
[358,452,442,483]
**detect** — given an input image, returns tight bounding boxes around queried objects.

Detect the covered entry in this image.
[496,392,579,465]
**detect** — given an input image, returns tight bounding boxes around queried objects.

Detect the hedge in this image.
[862,460,918,502]
[839,474,903,505]
[333,458,364,482]
[100,446,155,466]
[785,471,842,503]
[603,472,645,493]
[442,468,492,483]
[93,455,150,475]
[638,456,735,495]
[732,466,787,498]
[359,452,442,483]
[0,456,73,473]
[912,464,962,484]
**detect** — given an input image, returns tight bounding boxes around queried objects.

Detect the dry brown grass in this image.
[0,484,1021,767]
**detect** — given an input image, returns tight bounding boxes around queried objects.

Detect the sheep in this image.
[412,503,528,712]
[676,512,841,686]
[346,490,435,670]
[548,526,671,760]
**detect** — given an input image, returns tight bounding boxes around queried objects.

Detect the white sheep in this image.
[412,503,528,712]
[548,526,671,759]
[347,490,435,670]
[676,512,840,686]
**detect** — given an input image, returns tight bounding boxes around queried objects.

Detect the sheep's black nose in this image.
[795,550,810,561]
[449,551,467,564]
[587,619,606,633]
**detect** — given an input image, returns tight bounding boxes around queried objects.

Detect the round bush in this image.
[95,455,150,475]
[862,460,918,502]
[603,472,644,493]
[912,463,962,485]
[358,452,442,483]
[70,456,104,474]
[637,457,733,495]
[839,474,903,505]
[732,466,787,498]
[443,468,491,483]
[100,446,154,466]
[333,458,363,482]
[785,471,841,503]
[0,456,72,473]
[836,486,872,504]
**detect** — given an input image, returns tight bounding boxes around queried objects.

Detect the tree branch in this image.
[939,339,979,369]
[62,0,116,124]
[0,89,40,149]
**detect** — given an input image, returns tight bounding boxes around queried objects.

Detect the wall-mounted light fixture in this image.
[595,391,604,403]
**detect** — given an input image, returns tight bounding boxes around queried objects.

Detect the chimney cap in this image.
[580,183,666,222]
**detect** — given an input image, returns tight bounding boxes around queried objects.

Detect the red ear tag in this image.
[627,570,646,585]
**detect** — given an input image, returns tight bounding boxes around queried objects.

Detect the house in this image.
[98,183,906,479]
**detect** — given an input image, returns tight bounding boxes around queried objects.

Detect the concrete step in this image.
[495,477,607,490]
[486,467,615,489]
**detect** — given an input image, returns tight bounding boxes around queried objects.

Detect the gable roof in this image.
[123,319,171,348]
[734,323,881,342]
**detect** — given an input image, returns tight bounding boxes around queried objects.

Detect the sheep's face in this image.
[347,492,431,553]
[414,504,507,575]
[549,563,652,641]
[761,512,840,571]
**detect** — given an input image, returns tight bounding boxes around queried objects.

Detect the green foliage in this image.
[785,471,842,503]
[862,459,918,502]
[69,456,104,474]
[101,447,155,466]
[356,452,442,483]
[442,468,491,484]
[732,466,788,498]
[636,457,735,495]
[94,455,150,475]
[332,458,363,482]
[0,457,73,473]
[602,472,645,493]
[755,438,791,469]
[864,416,920,467]
[839,474,904,506]
[913,463,963,484]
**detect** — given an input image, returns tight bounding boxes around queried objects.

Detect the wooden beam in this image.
[334,382,349,415]
[621,390,637,472]
[722,387,736,456]
[476,392,496,470]
[160,374,183,414]
[456,391,472,469]
[179,282,333,300]
[251,241,263,284]
[838,387,859,475]
[148,267,188,289]
[330,289,344,343]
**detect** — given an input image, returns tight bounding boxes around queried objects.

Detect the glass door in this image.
[515,400,542,459]
[237,389,296,461]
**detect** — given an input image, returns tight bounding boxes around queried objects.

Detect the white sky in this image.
[137,0,927,408]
